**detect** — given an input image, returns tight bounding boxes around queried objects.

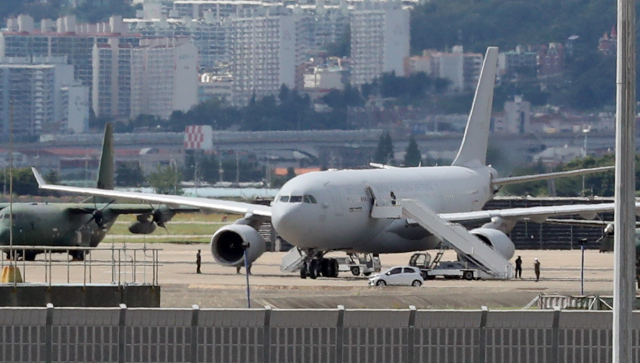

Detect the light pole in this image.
[242,241,251,308]
[170,159,178,195]
[582,126,591,196]
[579,238,587,295]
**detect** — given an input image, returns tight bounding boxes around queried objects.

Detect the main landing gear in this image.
[300,253,339,279]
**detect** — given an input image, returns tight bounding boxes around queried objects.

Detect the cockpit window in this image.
[0,214,16,220]
[279,195,290,203]
[290,195,303,203]
[303,195,317,204]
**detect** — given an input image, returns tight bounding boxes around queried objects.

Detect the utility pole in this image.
[613,0,636,358]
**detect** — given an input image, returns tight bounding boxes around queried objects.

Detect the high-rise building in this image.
[350,1,409,86]
[229,7,302,106]
[0,15,141,113]
[405,46,483,92]
[0,56,88,140]
[92,38,198,120]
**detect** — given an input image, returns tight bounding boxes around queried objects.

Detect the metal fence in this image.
[0,305,636,363]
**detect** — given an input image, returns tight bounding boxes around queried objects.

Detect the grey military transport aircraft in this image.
[33,47,627,278]
[1,123,197,261]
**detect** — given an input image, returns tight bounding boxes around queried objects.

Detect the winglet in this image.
[451,47,499,168]
[32,167,47,187]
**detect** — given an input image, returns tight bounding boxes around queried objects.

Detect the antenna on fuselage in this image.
[451,47,499,168]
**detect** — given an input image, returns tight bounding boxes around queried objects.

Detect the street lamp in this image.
[242,241,251,308]
[582,126,591,196]
[579,238,587,295]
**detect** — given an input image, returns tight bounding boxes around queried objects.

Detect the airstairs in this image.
[376,200,513,279]
[280,247,306,273]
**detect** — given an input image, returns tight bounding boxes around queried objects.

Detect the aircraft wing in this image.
[33,168,272,217]
[66,204,202,215]
[440,202,629,224]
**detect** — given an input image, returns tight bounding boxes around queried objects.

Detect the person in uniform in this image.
[196,249,202,274]
[515,256,523,278]
[534,258,541,282]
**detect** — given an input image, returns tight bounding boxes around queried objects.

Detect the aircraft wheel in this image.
[309,260,318,279]
[320,259,330,277]
[300,263,308,279]
[70,250,85,261]
[331,259,339,278]
[376,280,386,286]
[463,271,474,281]
[412,280,422,287]
[24,251,37,261]
[351,266,360,276]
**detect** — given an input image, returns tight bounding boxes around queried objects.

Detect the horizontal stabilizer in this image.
[492,166,614,186]
[369,163,397,169]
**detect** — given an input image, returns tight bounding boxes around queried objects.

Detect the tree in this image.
[115,162,145,187]
[148,165,182,195]
[44,169,60,185]
[373,132,394,164]
[2,167,39,196]
[404,136,422,167]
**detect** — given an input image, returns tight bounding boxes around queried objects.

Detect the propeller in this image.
[151,205,170,233]
[82,199,115,230]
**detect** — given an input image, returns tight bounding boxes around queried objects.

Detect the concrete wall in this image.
[0,305,633,362]
[0,284,160,308]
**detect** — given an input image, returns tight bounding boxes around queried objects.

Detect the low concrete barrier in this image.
[0,284,160,307]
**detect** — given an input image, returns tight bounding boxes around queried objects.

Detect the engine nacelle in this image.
[470,228,515,260]
[128,220,157,234]
[210,224,266,267]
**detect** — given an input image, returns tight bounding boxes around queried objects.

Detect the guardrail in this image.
[0,245,160,288]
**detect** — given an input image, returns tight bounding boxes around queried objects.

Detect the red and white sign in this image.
[184,125,213,150]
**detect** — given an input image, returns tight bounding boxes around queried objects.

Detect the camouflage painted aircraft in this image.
[0,123,198,260]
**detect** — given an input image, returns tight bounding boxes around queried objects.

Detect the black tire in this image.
[412,280,422,287]
[420,271,428,280]
[300,263,307,279]
[463,271,474,281]
[363,272,371,277]
[330,259,339,278]
[320,259,330,277]
[351,266,360,276]
[309,260,318,279]
[376,280,386,286]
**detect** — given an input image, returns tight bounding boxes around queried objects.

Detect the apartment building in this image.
[350,1,409,86]
[93,38,198,120]
[404,46,483,92]
[229,7,302,106]
[0,14,140,113]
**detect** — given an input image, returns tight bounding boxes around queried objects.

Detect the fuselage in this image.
[0,203,116,248]
[271,165,496,253]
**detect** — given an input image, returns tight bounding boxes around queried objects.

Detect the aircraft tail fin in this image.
[81,122,114,204]
[451,47,499,168]
[96,122,114,190]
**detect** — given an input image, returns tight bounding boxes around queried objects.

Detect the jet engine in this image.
[210,224,266,266]
[470,228,515,260]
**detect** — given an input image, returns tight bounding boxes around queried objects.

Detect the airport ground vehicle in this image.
[368,266,423,287]
[336,253,381,276]
[409,252,491,281]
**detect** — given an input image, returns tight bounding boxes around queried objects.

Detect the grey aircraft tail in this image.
[451,47,499,168]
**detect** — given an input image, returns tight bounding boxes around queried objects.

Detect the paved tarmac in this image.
[8,243,622,309]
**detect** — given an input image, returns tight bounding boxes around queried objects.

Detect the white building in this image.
[405,46,483,92]
[350,1,409,85]
[493,96,531,134]
[0,56,88,140]
[92,38,198,120]
[229,7,302,106]
[198,72,233,102]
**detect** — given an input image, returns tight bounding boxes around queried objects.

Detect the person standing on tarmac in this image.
[514,256,522,278]
[196,249,202,274]
[534,258,541,282]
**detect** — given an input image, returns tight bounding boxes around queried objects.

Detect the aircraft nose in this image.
[271,203,308,244]
[0,227,8,245]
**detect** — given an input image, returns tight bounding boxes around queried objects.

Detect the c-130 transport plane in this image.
[33,47,621,279]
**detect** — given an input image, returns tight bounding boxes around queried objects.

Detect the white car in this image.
[368,266,424,287]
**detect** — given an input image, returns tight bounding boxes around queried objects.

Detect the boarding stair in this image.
[280,247,306,273]
[400,200,513,279]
